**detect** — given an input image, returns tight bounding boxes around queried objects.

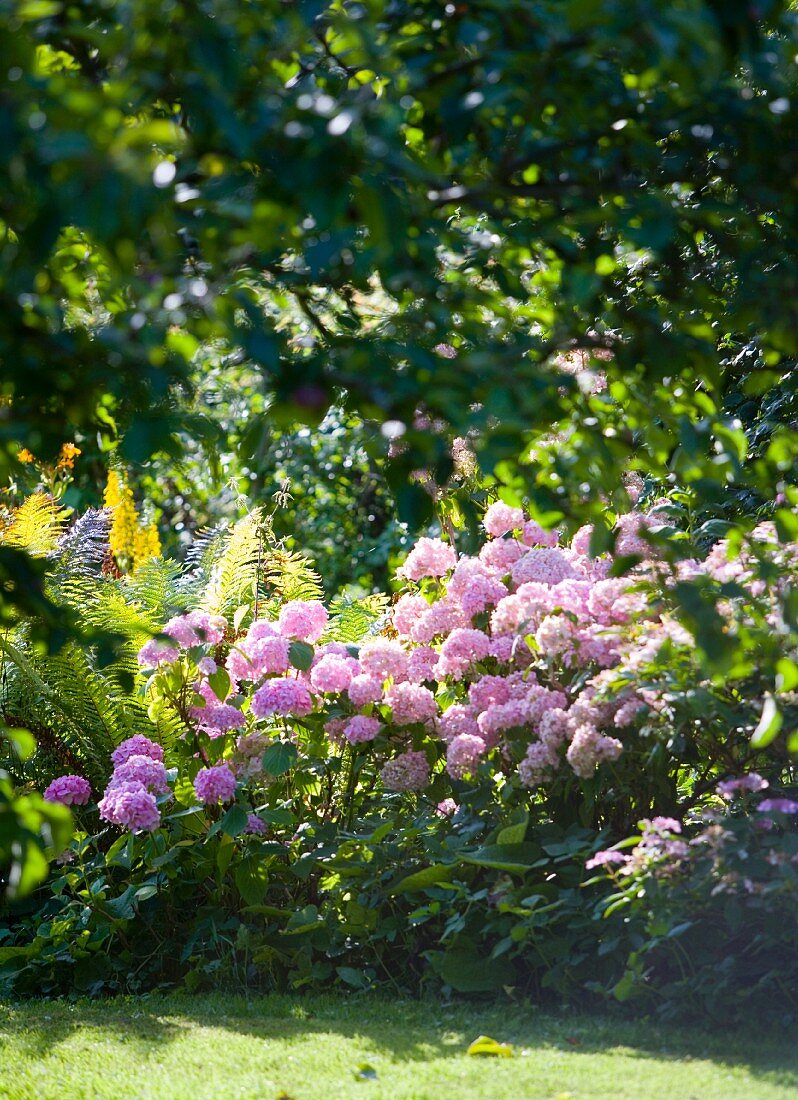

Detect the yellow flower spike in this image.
[132,520,162,570]
[104,469,139,564]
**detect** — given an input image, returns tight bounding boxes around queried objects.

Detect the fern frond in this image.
[324,592,390,644]
[261,547,324,604]
[200,510,266,619]
[2,493,70,557]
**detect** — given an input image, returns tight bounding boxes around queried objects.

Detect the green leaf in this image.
[262,741,299,776]
[208,668,231,701]
[235,857,270,905]
[389,863,457,895]
[751,693,783,749]
[466,1035,514,1058]
[220,804,249,837]
[288,641,314,671]
[354,1063,378,1081]
[432,944,515,992]
[459,843,540,875]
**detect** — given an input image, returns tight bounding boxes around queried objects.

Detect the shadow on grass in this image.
[2,992,798,1091]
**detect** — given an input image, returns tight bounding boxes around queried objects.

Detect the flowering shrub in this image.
[585,776,798,1022]
[3,498,797,1007]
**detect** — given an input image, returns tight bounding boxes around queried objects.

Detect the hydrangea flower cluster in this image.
[43,774,92,806]
[99,735,168,833]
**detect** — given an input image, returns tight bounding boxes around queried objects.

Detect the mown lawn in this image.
[1,993,795,1100]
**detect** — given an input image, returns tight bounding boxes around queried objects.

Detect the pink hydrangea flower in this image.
[277,600,328,643]
[410,596,468,643]
[483,501,525,538]
[111,735,164,768]
[407,646,439,684]
[512,548,579,587]
[717,773,769,799]
[446,733,487,778]
[438,703,481,742]
[384,682,438,725]
[98,783,161,832]
[436,628,491,679]
[194,764,237,805]
[43,774,92,806]
[164,611,227,648]
[245,813,268,835]
[479,538,525,573]
[137,638,180,667]
[585,849,628,870]
[310,654,355,693]
[436,798,459,817]
[359,638,409,682]
[251,677,313,717]
[344,715,383,744]
[758,798,798,814]
[392,594,429,637]
[381,750,430,791]
[522,521,559,548]
[227,634,291,682]
[347,673,384,706]
[396,537,456,581]
[109,755,169,794]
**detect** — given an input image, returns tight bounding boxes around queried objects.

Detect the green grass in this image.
[1,994,796,1100]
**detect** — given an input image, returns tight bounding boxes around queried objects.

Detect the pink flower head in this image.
[511,548,579,587]
[194,763,237,805]
[384,682,438,726]
[344,715,383,744]
[137,638,179,668]
[277,599,328,643]
[359,638,409,682]
[436,798,459,817]
[436,627,491,679]
[569,525,595,557]
[717,773,769,799]
[381,750,430,792]
[251,677,313,718]
[310,653,355,693]
[163,611,227,648]
[347,673,384,706]
[522,520,559,548]
[396,537,456,581]
[111,735,164,768]
[43,774,92,806]
[227,634,291,682]
[479,538,525,574]
[585,849,628,871]
[438,703,481,742]
[758,798,798,814]
[392,594,429,637]
[483,501,525,538]
[446,732,487,778]
[244,813,268,835]
[110,755,169,795]
[410,595,468,643]
[98,783,161,832]
[407,646,439,684]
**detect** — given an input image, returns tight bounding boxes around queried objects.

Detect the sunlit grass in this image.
[2,994,797,1100]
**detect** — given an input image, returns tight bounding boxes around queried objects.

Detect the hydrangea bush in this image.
[8,501,798,1008]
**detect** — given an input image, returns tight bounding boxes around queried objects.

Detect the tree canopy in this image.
[2,0,797,528]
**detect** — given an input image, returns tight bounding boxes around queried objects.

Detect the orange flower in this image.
[17,448,35,464]
[57,442,81,470]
